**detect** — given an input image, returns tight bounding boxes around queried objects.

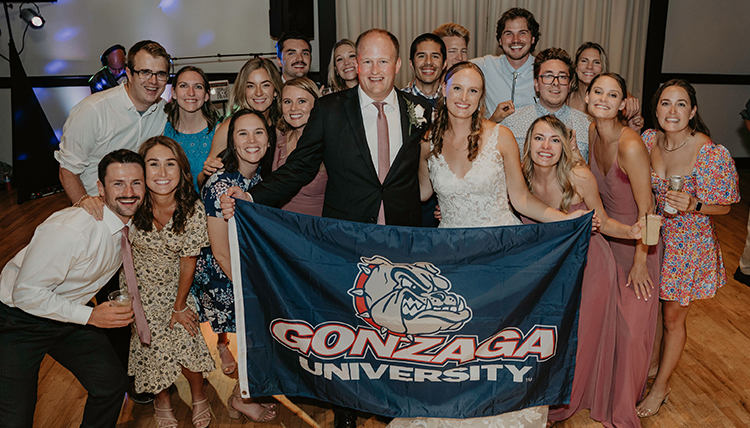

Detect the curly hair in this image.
[427,61,486,162]
[521,115,584,213]
[164,65,220,134]
[228,57,283,126]
[327,39,357,92]
[134,136,199,234]
[277,77,320,133]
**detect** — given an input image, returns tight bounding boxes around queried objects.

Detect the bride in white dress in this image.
[390,62,583,428]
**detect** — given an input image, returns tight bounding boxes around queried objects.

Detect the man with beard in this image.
[276,30,312,82]
[55,40,169,404]
[401,33,446,108]
[501,47,593,160]
[472,7,541,123]
[0,150,146,428]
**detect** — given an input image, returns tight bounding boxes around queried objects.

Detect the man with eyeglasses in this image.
[501,47,593,160]
[54,39,170,405]
[56,40,169,219]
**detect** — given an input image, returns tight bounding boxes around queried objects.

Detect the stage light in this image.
[20,5,45,29]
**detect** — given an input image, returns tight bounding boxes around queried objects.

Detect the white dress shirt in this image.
[471,54,536,118]
[0,206,129,325]
[358,87,404,174]
[54,84,167,195]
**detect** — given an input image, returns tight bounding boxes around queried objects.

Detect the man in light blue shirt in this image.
[501,47,593,161]
[472,8,541,123]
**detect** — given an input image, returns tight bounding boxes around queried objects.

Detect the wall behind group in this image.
[0,0,322,165]
[661,0,750,158]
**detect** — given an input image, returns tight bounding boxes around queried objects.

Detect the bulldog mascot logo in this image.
[349,256,473,336]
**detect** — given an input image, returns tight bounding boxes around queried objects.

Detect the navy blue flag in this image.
[228,202,592,419]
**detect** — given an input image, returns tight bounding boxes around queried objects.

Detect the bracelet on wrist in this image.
[172,306,190,314]
[73,194,90,207]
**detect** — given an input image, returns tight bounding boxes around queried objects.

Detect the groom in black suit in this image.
[226,28,432,226]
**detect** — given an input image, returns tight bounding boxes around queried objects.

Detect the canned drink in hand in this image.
[663,175,684,214]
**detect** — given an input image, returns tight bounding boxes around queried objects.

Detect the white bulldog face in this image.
[349,256,472,335]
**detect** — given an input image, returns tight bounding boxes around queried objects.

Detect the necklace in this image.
[663,133,693,153]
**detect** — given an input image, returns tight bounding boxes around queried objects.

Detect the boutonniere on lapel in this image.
[406,100,427,135]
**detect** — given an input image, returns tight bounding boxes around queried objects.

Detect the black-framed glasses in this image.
[131,68,169,81]
[539,74,570,85]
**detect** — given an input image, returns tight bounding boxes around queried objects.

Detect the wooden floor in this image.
[2,169,750,428]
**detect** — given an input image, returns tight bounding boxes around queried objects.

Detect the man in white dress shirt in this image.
[55,40,169,220]
[0,150,145,428]
[471,7,541,123]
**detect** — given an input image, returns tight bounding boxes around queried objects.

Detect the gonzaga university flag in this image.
[228,202,592,419]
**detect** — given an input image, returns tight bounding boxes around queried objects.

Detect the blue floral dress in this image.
[192,169,261,333]
[163,121,218,191]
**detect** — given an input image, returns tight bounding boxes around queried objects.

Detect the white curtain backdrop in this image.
[335,0,650,97]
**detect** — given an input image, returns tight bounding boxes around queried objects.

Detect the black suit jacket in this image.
[250,87,432,226]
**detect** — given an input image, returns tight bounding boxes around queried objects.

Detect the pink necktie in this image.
[374,102,389,225]
[121,226,151,345]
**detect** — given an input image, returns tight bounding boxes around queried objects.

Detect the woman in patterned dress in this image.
[192,109,278,422]
[636,80,739,417]
[126,136,214,428]
[163,66,221,190]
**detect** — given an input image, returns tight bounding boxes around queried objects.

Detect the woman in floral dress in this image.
[192,109,278,422]
[636,79,739,417]
[125,136,214,427]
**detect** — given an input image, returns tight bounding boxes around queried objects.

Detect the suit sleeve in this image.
[249,101,327,206]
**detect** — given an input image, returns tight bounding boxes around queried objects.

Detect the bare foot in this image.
[230,395,277,422]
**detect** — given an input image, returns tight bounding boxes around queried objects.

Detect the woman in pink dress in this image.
[273,77,327,216]
[520,115,642,428]
[636,79,739,417]
[587,73,662,427]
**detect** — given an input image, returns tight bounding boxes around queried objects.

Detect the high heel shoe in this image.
[217,341,237,375]
[636,387,671,418]
[227,384,277,423]
[192,398,212,428]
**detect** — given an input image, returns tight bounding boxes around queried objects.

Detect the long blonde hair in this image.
[228,57,283,125]
[521,115,584,213]
[427,62,486,161]
[327,39,357,92]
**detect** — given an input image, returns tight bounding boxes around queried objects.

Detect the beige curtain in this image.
[335,0,650,97]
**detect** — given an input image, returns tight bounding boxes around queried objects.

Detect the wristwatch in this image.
[694,201,703,212]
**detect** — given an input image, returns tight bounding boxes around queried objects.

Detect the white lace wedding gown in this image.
[387,124,545,428]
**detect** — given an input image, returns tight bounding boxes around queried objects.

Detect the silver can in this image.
[664,175,684,214]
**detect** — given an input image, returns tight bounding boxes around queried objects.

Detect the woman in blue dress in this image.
[192,109,278,422]
[163,66,220,190]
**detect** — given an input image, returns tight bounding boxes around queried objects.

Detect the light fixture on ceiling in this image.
[20,4,45,29]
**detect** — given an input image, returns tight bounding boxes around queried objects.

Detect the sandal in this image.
[227,384,277,423]
[154,402,178,428]
[217,341,237,375]
[192,398,212,428]
[636,387,671,418]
